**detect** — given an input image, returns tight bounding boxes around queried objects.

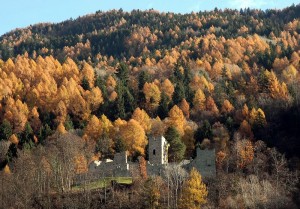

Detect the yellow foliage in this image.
[3,164,11,174]
[114,118,127,129]
[196,58,203,66]
[143,82,161,111]
[265,70,281,99]
[109,91,118,101]
[179,99,190,119]
[167,105,186,135]
[57,122,67,134]
[106,75,117,89]
[81,62,95,87]
[132,108,151,134]
[193,89,206,112]
[9,134,19,145]
[119,119,147,156]
[28,106,41,131]
[282,65,297,83]
[179,168,208,209]
[85,87,103,112]
[236,139,254,168]
[54,101,67,124]
[84,115,102,141]
[249,108,266,127]
[205,96,219,115]
[161,79,174,99]
[99,114,112,133]
[249,108,257,125]
[221,99,234,114]
[4,98,29,133]
[62,57,80,82]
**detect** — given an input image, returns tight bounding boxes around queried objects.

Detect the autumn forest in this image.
[0,4,300,209]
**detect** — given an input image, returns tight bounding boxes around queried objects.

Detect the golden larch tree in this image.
[106,75,117,93]
[100,114,113,135]
[4,98,29,133]
[80,62,95,87]
[83,115,102,142]
[282,65,297,83]
[119,119,147,156]
[235,139,254,169]
[265,70,280,98]
[179,99,190,119]
[221,99,234,114]
[167,105,186,136]
[54,101,67,124]
[9,134,19,145]
[205,96,219,115]
[62,57,80,82]
[131,107,152,134]
[57,122,67,134]
[249,108,267,128]
[85,86,103,112]
[143,82,161,111]
[193,89,206,112]
[179,168,208,209]
[161,79,175,99]
[28,106,41,132]
[3,164,11,174]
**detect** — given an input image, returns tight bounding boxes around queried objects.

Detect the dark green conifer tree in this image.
[165,126,186,162]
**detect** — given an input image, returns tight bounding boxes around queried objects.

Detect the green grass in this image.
[72,177,133,191]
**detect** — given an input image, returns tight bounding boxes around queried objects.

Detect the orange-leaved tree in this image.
[119,119,147,156]
[132,107,152,134]
[161,78,174,100]
[193,89,206,112]
[166,105,186,136]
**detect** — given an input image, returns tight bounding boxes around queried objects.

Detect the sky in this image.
[0,0,298,36]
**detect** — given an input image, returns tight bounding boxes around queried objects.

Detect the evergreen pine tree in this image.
[157,93,170,119]
[165,126,186,162]
[0,119,12,141]
[173,82,185,105]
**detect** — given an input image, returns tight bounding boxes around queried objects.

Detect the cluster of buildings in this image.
[86,136,216,179]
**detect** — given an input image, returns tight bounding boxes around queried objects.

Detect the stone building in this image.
[183,147,216,177]
[147,136,216,178]
[88,151,130,177]
[85,135,216,180]
[148,136,169,165]
[147,136,169,176]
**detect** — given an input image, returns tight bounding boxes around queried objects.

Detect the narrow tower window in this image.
[153,149,156,155]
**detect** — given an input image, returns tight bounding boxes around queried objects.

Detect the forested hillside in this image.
[0,4,300,209]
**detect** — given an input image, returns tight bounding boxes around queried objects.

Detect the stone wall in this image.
[183,148,216,177]
[83,138,216,182]
[87,151,131,178]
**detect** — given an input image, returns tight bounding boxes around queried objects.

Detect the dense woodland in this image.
[0,4,300,209]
